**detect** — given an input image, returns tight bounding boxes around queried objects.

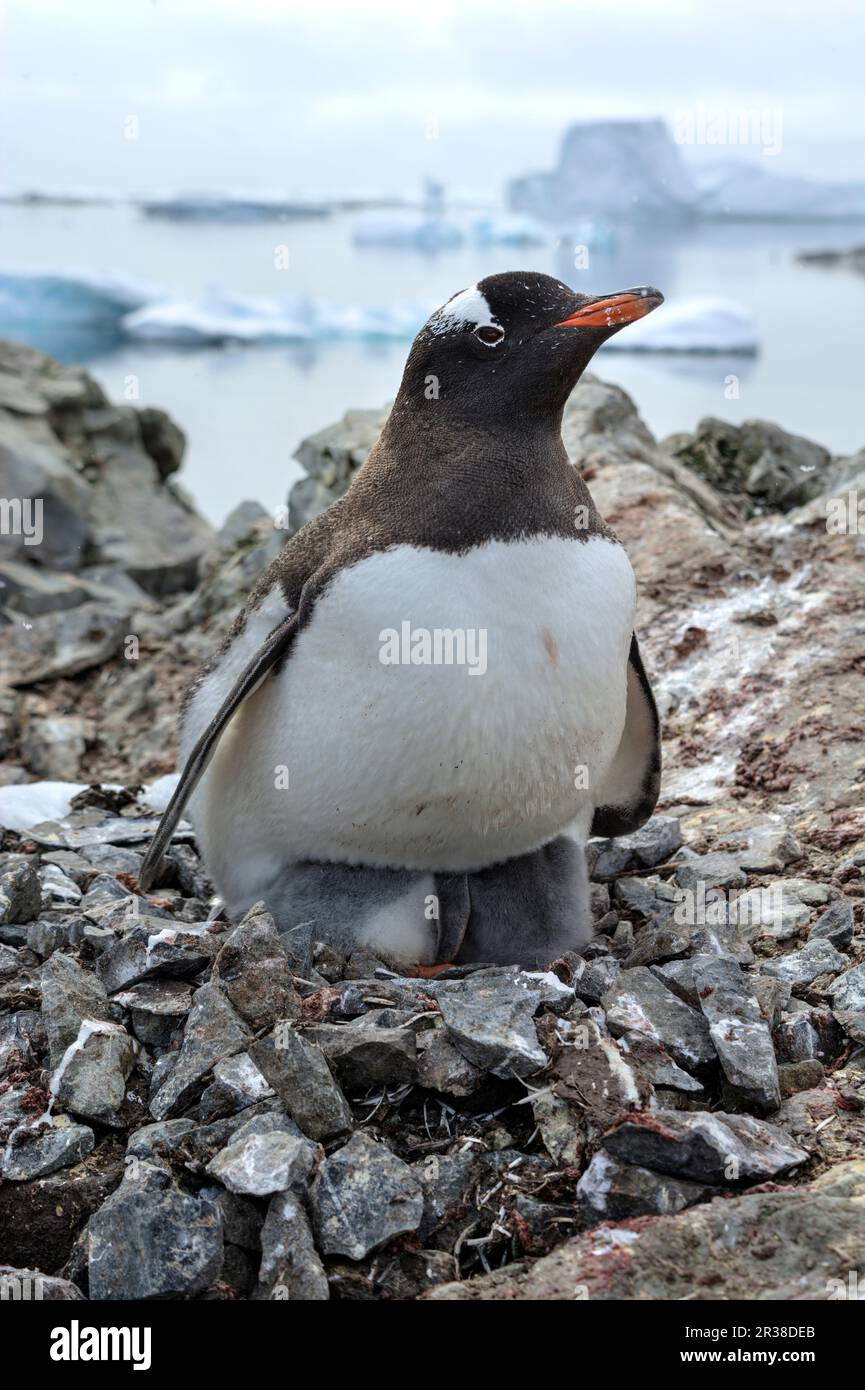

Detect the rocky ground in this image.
[0,339,863,1301]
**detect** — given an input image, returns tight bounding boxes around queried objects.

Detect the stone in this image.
[198,1051,275,1121]
[313,1131,424,1260]
[829,962,865,1043]
[570,954,621,1005]
[87,1167,223,1300]
[592,816,682,877]
[602,966,715,1071]
[2,1118,95,1181]
[736,825,803,874]
[212,908,301,1030]
[674,852,747,893]
[809,897,855,949]
[97,921,218,993]
[551,1017,654,1134]
[603,1108,808,1184]
[113,978,193,1047]
[576,1150,714,1220]
[38,863,83,908]
[425,970,547,1078]
[24,716,93,779]
[249,1026,353,1142]
[426,1162,865,1301]
[254,1191,329,1300]
[0,862,41,924]
[693,955,780,1113]
[149,984,250,1121]
[778,1060,825,1096]
[206,1128,320,1198]
[773,1003,844,1063]
[311,1011,418,1088]
[40,952,113,1068]
[416,1020,483,1095]
[623,925,691,968]
[50,1020,134,1126]
[760,938,848,990]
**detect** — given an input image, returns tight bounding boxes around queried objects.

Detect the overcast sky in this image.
[1,0,862,197]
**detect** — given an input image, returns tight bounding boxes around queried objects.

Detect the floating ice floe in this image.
[603,297,758,354]
[352,210,465,250]
[471,214,549,246]
[121,285,436,345]
[0,268,163,326]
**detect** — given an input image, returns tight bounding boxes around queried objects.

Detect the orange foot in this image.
[409,962,456,978]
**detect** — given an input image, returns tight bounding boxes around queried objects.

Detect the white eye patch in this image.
[427,284,503,338]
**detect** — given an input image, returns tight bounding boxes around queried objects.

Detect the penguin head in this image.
[400,270,663,421]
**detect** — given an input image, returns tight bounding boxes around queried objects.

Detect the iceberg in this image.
[121,285,436,345]
[0,269,162,327]
[472,214,549,246]
[603,297,758,354]
[138,193,330,222]
[694,160,865,221]
[352,210,464,250]
[509,120,698,223]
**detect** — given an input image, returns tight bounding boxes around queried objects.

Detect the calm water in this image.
[1,202,863,525]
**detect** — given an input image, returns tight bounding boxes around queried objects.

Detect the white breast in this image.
[185,536,635,905]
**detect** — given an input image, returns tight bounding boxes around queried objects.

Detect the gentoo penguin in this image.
[140,272,663,970]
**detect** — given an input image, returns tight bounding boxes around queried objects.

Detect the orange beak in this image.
[553,286,664,329]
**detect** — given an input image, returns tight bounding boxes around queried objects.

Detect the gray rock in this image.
[415,1021,483,1095]
[87,1167,223,1299]
[311,1010,418,1088]
[425,970,547,1078]
[97,921,218,993]
[0,941,22,978]
[198,1051,275,1120]
[426,1161,865,1301]
[761,938,848,990]
[623,925,691,968]
[150,983,250,1121]
[24,716,93,779]
[693,956,780,1112]
[736,825,803,874]
[603,1108,808,1184]
[40,952,112,1068]
[0,861,41,924]
[576,1150,714,1219]
[206,1128,320,1197]
[313,1131,424,1260]
[249,1026,353,1142]
[3,602,132,687]
[114,978,193,1047]
[2,1116,94,1181]
[37,863,83,908]
[809,897,855,949]
[592,816,682,878]
[570,954,621,1005]
[255,1191,329,1300]
[829,962,865,1043]
[212,908,301,1031]
[674,852,747,893]
[50,1019,134,1126]
[602,966,715,1071]
[612,874,678,923]
[773,1003,844,1063]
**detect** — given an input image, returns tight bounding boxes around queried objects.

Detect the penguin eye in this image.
[474,324,505,346]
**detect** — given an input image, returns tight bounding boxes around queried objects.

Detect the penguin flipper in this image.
[590,633,661,838]
[138,609,300,891]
